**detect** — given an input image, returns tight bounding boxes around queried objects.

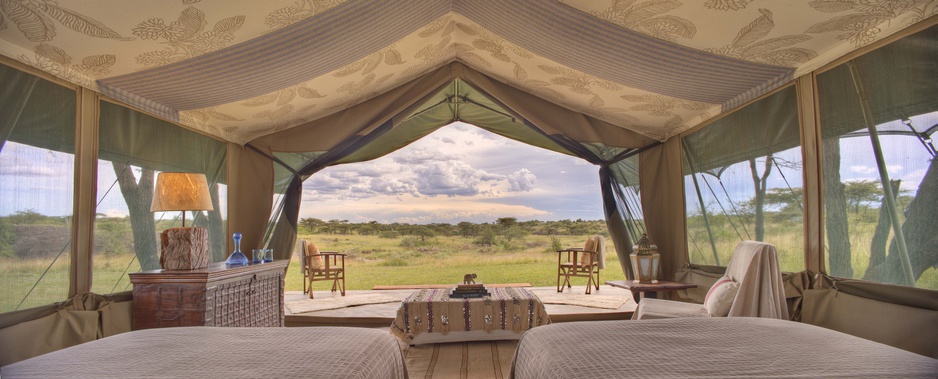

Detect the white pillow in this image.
[704,277,739,317]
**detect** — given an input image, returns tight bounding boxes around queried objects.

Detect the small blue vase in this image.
[225,232,249,266]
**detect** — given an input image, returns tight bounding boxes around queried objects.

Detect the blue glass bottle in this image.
[225,232,249,266]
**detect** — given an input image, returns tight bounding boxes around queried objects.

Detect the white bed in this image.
[511,317,938,378]
[2,326,407,378]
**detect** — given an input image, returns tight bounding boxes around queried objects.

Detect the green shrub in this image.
[400,236,420,248]
[378,257,409,267]
[549,236,562,252]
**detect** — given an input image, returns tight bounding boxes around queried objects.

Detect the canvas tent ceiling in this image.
[0,0,933,145]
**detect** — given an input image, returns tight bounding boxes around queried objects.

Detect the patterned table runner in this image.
[391,287,550,343]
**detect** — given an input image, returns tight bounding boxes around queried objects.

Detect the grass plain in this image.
[289,233,626,293]
[3,225,936,313]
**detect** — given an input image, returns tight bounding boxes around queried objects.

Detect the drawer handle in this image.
[159,311,181,321]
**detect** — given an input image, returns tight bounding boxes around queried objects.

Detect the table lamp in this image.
[151,172,214,270]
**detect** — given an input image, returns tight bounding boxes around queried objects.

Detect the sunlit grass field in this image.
[287,233,626,293]
[3,226,936,313]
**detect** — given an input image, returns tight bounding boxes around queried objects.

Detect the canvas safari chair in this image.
[298,239,346,299]
[557,236,606,295]
[634,241,789,320]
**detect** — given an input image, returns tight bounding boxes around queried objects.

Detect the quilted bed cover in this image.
[511,317,938,378]
[3,326,407,378]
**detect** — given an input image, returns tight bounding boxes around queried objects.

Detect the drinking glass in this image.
[252,249,265,264]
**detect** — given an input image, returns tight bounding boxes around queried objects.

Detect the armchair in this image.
[634,240,788,320]
[298,239,346,299]
[556,235,606,294]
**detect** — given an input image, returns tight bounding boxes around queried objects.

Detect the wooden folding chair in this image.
[299,239,346,299]
[556,236,601,294]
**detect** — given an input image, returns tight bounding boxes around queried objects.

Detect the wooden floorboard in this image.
[372,283,532,290]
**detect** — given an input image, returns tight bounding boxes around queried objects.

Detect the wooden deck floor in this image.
[285,285,636,327]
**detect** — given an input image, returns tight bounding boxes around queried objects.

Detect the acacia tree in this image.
[300,217,325,233]
[748,154,774,241]
[863,159,938,285]
[112,163,159,271]
[823,138,852,278]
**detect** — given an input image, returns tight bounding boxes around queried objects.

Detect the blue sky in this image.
[298,122,605,224]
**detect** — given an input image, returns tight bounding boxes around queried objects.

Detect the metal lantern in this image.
[630,233,660,284]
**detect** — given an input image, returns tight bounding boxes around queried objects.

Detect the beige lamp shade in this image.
[151,172,213,270]
[150,172,214,213]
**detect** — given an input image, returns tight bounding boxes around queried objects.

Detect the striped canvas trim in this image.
[96,84,180,122]
[97,0,795,118]
[97,0,450,111]
[456,0,794,105]
[722,71,794,111]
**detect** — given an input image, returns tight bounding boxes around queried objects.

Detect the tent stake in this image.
[847,62,915,286]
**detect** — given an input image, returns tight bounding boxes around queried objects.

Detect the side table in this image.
[604,280,697,303]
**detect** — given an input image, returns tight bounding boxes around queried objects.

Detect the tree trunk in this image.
[112,163,160,271]
[749,155,773,241]
[823,138,852,278]
[193,185,226,262]
[866,179,900,277]
[863,158,938,285]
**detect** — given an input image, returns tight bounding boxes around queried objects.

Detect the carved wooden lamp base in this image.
[159,227,209,270]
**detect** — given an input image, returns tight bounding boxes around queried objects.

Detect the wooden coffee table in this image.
[605,280,697,303]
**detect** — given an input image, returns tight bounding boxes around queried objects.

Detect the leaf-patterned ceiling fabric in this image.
[1,0,934,145]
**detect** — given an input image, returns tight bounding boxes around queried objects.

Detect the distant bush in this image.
[550,236,563,252]
[474,228,497,246]
[378,257,409,267]
[400,236,422,249]
[378,231,399,239]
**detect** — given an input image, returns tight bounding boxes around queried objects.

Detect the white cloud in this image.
[298,122,603,222]
[899,168,928,192]
[849,165,875,175]
[412,160,504,197]
[508,168,536,191]
[299,195,549,224]
[0,164,58,177]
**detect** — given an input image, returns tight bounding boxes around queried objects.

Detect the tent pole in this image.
[683,145,720,265]
[847,62,915,286]
[690,171,720,266]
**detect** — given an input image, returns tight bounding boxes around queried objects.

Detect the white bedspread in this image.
[3,327,407,379]
[511,317,938,378]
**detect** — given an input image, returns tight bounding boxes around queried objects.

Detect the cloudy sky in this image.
[298,122,604,224]
[2,114,934,224]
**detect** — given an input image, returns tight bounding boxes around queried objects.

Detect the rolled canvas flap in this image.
[0,309,98,366]
[802,288,938,358]
[674,267,722,302]
[99,301,133,338]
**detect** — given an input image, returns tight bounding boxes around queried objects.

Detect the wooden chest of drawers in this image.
[129,260,287,330]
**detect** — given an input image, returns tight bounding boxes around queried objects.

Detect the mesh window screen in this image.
[94,101,227,294]
[817,26,938,289]
[0,65,76,312]
[682,85,804,271]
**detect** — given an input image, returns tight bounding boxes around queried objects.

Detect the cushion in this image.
[704,277,739,317]
[305,240,324,270]
[580,236,597,266]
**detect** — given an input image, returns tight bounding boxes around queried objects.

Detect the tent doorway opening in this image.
[292,121,627,290]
